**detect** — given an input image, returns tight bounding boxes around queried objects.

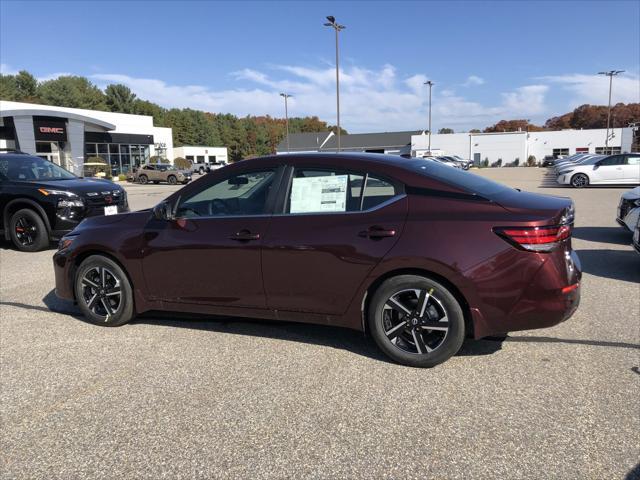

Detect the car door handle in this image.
[359,226,396,239]
[230,230,260,241]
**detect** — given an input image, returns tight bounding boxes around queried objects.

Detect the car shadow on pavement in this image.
[572,226,632,245]
[625,462,640,480]
[34,290,505,364]
[575,248,640,282]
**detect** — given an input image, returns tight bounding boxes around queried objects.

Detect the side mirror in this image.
[152,201,174,221]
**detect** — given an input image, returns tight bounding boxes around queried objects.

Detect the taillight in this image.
[494,225,571,252]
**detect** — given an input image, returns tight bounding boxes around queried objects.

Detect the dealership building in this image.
[0,100,174,176]
[277,127,637,164]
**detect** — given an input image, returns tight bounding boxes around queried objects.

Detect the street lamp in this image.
[324,15,345,152]
[424,80,434,153]
[280,93,292,153]
[598,70,624,154]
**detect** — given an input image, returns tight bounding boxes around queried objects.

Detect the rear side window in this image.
[286,169,398,214]
[403,159,512,197]
[625,155,640,166]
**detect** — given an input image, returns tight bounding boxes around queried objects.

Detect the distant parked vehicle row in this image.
[414,155,471,170]
[616,187,640,256]
[555,153,640,188]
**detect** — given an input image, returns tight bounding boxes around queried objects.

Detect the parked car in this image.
[616,187,640,231]
[441,155,472,170]
[541,155,557,167]
[54,153,581,367]
[0,153,128,251]
[556,153,640,188]
[633,216,640,255]
[553,154,599,174]
[132,164,192,185]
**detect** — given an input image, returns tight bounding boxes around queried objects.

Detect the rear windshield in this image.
[403,159,512,197]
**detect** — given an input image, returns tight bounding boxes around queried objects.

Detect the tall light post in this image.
[424,80,434,153]
[324,15,345,152]
[598,70,624,154]
[280,93,292,153]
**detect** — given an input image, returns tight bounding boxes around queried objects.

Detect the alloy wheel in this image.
[80,266,122,320]
[571,174,588,188]
[381,288,449,355]
[14,216,37,247]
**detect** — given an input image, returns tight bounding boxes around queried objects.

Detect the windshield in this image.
[403,159,512,197]
[0,155,76,181]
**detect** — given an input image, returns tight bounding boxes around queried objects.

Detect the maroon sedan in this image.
[54,153,581,367]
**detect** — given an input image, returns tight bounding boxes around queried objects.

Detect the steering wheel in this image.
[210,198,230,216]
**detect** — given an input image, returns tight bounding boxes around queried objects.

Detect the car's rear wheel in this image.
[571,173,589,188]
[74,255,135,327]
[368,275,465,368]
[167,175,177,185]
[199,167,205,175]
[9,208,49,252]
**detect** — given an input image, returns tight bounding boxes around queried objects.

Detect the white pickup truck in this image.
[188,159,228,175]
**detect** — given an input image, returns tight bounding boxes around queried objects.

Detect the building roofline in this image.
[0,107,116,130]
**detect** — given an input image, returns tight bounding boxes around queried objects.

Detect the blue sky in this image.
[1,0,639,132]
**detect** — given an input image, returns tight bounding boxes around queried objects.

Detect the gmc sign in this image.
[33,118,67,141]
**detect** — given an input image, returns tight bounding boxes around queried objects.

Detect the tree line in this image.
[2,70,638,156]
[439,103,639,134]
[0,70,342,161]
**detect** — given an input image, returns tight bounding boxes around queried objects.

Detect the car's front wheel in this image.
[368,275,465,367]
[138,175,148,184]
[571,173,589,188]
[167,175,177,185]
[74,255,135,326]
[9,208,49,252]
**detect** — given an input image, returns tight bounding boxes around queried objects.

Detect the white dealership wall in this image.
[0,100,174,174]
[412,127,634,164]
[173,146,228,164]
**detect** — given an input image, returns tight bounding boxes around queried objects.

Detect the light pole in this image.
[424,80,434,154]
[598,70,624,154]
[280,93,292,153]
[324,16,345,152]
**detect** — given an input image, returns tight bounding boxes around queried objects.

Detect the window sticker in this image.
[290,175,348,213]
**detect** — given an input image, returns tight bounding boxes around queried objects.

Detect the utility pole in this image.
[324,16,345,152]
[424,80,434,154]
[598,70,624,154]
[279,93,292,153]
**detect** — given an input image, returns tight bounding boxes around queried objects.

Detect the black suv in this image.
[0,153,129,251]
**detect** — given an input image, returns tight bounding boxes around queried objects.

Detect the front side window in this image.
[177,170,275,218]
[286,169,397,214]
[598,155,623,166]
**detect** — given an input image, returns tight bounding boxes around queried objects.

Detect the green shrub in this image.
[174,157,191,170]
[527,155,537,167]
[118,174,127,181]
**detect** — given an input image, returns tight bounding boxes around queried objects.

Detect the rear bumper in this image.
[471,248,582,338]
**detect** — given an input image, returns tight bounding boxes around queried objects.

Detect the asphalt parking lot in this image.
[1,168,639,480]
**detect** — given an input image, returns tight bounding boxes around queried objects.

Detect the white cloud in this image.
[88,65,552,132]
[541,73,640,106]
[501,85,549,116]
[462,75,485,87]
[0,63,18,75]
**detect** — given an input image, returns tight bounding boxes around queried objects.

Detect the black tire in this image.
[570,173,589,188]
[199,167,205,175]
[138,175,148,184]
[368,275,465,368]
[74,255,135,327]
[9,208,49,252]
[167,175,177,185]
